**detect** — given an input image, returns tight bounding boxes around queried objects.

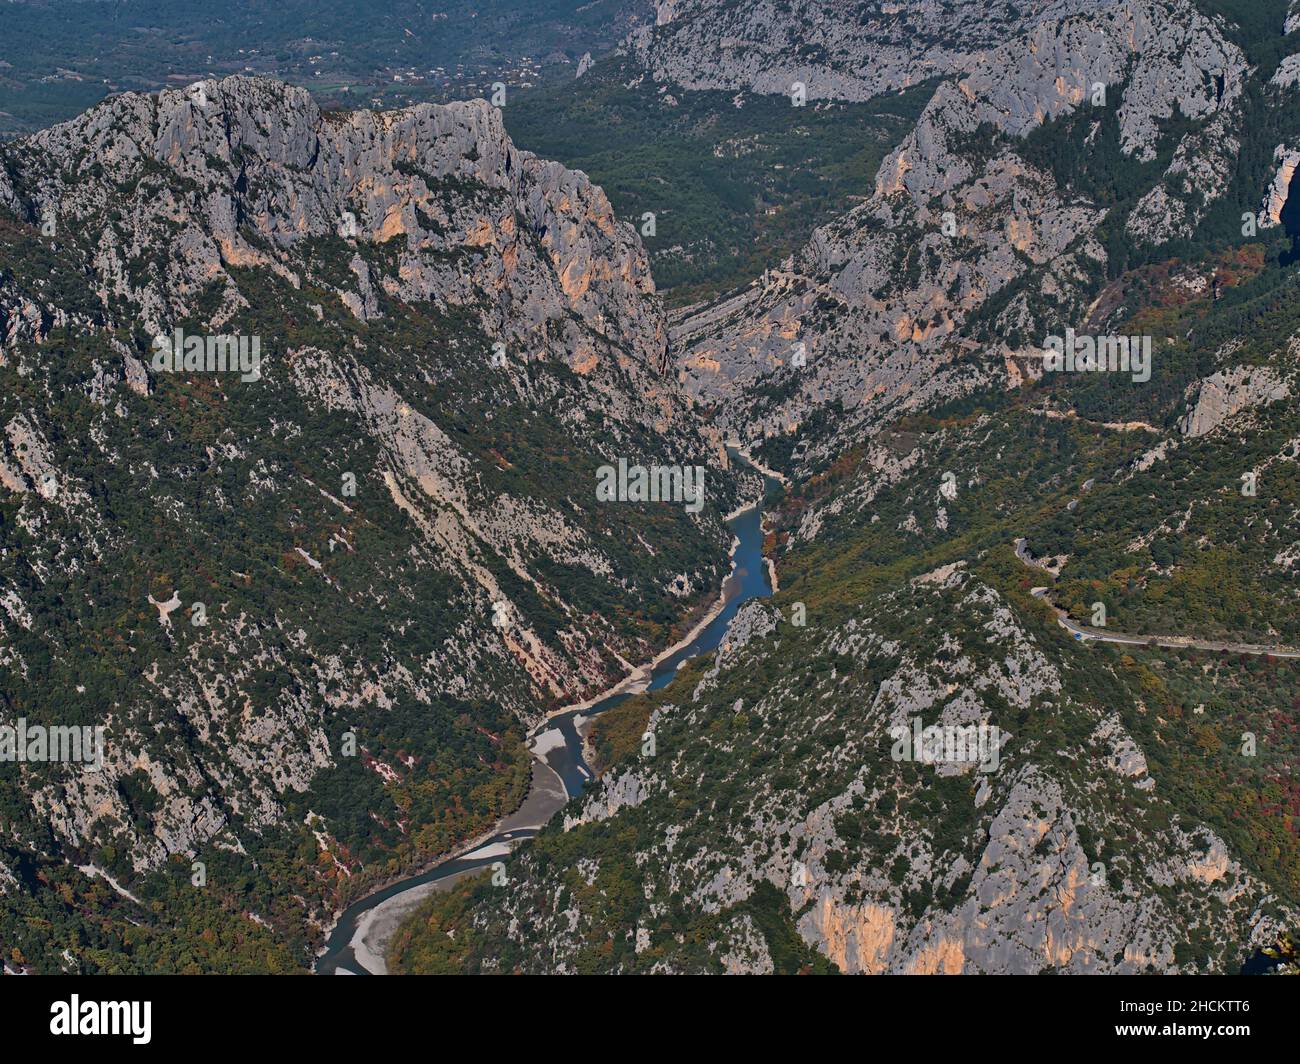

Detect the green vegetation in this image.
[387,871,494,975]
[0,165,730,971]
[504,60,934,304]
[0,0,643,137]
[1112,647,1300,898]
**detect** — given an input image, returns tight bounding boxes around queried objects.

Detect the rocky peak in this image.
[670,0,1257,473]
[877,0,1246,204]
[1,76,666,372]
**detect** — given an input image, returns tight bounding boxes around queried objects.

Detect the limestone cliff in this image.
[0,77,742,970]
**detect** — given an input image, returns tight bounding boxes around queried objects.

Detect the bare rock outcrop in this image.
[1180,365,1292,438]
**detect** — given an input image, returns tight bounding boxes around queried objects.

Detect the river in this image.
[315,461,779,974]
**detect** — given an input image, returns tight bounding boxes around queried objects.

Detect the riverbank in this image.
[315,454,781,974]
[314,753,568,973]
[314,523,745,969]
[726,441,791,488]
[533,528,744,730]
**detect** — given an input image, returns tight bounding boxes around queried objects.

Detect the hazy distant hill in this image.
[0,0,655,137]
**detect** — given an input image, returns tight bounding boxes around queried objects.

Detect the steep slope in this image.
[499,55,934,305]
[391,561,1298,974]
[390,391,1300,973]
[386,0,1300,975]
[0,76,748,973]
[670,0,1274,464]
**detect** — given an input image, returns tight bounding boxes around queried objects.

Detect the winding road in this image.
[1015,539,1300,659]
